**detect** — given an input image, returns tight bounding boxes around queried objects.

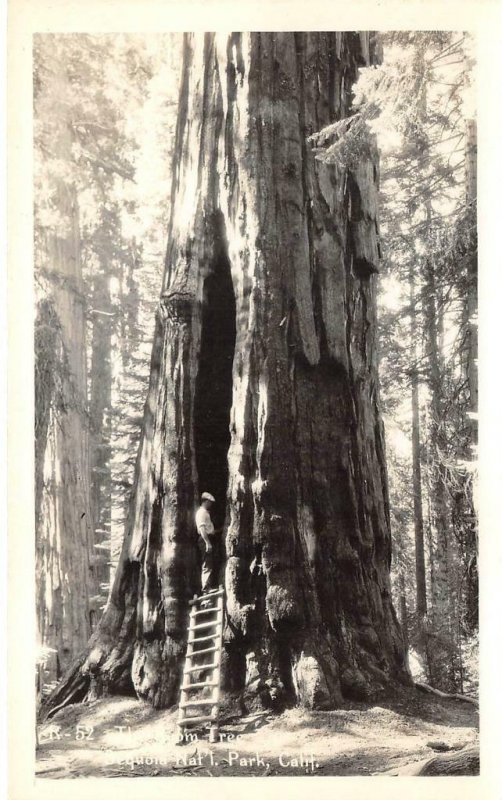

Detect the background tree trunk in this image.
[42,31,410,718]
[35,56,98,685]
[423,256,457,690]
[89,252,113,601]
[109,239,143,580]
[409,271,427,619]
[461,118,478,633]
[398,744,479,776]
[464,119,477,447]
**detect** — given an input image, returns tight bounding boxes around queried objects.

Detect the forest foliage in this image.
[34,32,477,697]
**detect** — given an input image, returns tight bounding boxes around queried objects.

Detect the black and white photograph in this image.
[7,2,502,796]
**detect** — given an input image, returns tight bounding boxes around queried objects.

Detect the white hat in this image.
[201,492,215,502]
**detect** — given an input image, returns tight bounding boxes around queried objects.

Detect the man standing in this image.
[195,492,216,592]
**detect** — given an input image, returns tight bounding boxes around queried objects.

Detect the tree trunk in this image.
[109,239,142,580]
[42,31,410,718]
[398,744,479,776]
[464,119,477,447]
[409,271,427,619]
[461,118,478,632]
[398,569,409,650]
[423,257,457,691]
[35,53,98,684]
[89,252,113,603]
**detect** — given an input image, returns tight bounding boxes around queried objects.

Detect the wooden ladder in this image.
[177,586,224,743]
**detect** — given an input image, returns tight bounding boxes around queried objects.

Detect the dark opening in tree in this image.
[194,218,236,534]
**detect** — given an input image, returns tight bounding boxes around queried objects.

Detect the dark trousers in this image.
[198,538,215,592]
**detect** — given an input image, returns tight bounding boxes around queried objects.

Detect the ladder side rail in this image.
[178,586,225,737]
[178,603,198,725]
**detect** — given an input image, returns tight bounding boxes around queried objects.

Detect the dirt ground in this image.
[36,687,478,778]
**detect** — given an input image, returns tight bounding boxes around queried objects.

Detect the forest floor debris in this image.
[36,686,478,778]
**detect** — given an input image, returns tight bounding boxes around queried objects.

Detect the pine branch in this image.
[80,150,136,181]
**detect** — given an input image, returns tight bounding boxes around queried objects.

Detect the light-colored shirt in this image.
[195,506,215,538]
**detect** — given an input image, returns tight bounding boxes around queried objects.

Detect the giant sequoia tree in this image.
[35,42,99,684]
[43,31,411,718]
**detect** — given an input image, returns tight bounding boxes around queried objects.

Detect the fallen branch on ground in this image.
[415,681,478,707]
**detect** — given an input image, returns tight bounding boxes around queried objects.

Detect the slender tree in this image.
[88,209,115,598]
[409,271,428,620]
[423,249,457,689]
[459,118,478,633]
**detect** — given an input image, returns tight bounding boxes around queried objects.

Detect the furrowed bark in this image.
[42,32,410,718]
[35,50,99,687]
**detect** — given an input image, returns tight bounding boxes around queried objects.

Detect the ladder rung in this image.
[185,661,217,674]
[180,698,218,708]
[194,602,219,613]
[189,589,224,606]
[182,680,218,691]
[189,619,222,631]
[178,715,215,726]
[187,645,219,657]
[193,607,220,616]
[187,633,216,644]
